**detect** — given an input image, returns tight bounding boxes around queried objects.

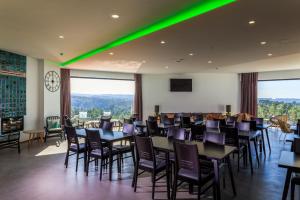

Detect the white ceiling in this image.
[1,0,300,74]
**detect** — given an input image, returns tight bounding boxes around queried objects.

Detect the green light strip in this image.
[61,0,235,67]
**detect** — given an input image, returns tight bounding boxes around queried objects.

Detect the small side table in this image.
[23,130,45,147]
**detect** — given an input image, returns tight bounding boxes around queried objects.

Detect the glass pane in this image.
[258,79,300,124]
[70,78,134,121]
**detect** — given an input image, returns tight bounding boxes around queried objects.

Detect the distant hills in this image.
[259,98,300,104]
[71,93,133,118]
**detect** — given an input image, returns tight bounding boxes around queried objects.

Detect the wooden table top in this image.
[278,151,300,170]
[151,136,236,160]
[76,128,132,143]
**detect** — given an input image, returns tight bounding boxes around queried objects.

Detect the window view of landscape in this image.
[258,79,300,123]
[71,78,134,120]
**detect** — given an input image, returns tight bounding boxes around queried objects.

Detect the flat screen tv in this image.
[170,79,192,92]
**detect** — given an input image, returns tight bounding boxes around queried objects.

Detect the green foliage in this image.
[258,99,300,123]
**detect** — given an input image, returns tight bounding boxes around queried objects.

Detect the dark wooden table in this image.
[151,136,237,200]
[76,128,134,181]
[278,151,300,200]
[134,121,180,135]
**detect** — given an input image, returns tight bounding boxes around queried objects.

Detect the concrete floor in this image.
[0,129,298,200]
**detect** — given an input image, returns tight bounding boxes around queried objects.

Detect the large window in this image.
[71,77,135,120]
[258,79,300,123]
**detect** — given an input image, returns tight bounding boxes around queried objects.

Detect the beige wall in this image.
[259,69,300,80]
[142,73,240,119]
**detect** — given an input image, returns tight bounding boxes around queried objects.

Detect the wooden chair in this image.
[278,119,294,143]
[172,142,215,200]
[64,126,86,172]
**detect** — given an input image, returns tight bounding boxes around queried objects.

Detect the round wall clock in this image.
[44,71,60,92]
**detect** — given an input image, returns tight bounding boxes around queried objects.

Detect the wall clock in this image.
[44,71,60,92]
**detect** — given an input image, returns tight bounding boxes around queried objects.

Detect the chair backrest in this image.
[99,116,112,128]
[65,126,79,146]
[162,115,174,125]
[173,142,200,176]
[134,136,155,163]
[251,117,264,126]
[63,115,73,127]
[206,120,220,133]
[147,116,157,122]
[102,121,113,131]
[278,119,293,133]
[222,127,239,147]
[242,120,256,131]
[86,129,102,151]
[123,123,135,135]
[124,118,133,124]
[180,116,191,128]
[236,122,250,132]
[293,138,300,154]
[146,120,159,136]
[226,116,237,124]
[46,116,61,129]
[203,132,225,145]
[190,124,205,141]
[167,127,185,140]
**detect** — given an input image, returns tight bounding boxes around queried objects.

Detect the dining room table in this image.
[151,136,237,200]
[134,121,180,135]
[278,150,300,200]
[256,124,271,153]
[76,128,135,181]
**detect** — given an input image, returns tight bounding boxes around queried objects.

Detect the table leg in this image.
[282,168,292,200]
[109,143,113,181]
[261,130,266,157]
[212,159,220,200]
[166,152,170,199]
[253,138,260,167]
[226,156,236,196]
[247,139,254,174]
[265,128,271,153]
[84,138,87,172]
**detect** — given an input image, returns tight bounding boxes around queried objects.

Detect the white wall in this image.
[259,69,300,80]
[43,61,61,120]
[142,73,240,119]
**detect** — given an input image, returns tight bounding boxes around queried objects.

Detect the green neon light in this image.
[61,0,235,67]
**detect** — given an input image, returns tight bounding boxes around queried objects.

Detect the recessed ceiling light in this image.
[165,66,169,69]
[268,53,273,57]
[208,60,212,64]
[248,20,256,25]
[142,60,146,63]
[59,35,64,39]
[111,14,120,19]
[160,40,166,44]
[109,52,114,55]
[260,41,267,45]
[189,53,194,56]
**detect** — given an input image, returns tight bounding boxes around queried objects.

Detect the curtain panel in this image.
[60,69,71,124]
[134,74,143,120]
[240,72,258,116]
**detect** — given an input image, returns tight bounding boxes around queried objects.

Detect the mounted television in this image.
[170,79,192,92]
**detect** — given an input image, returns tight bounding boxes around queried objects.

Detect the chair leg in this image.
[253,140,260,167]
[197,184,201,200]
[133,165,138,192]
[237,152,240,172]
[99,159,103,181]
[172,175,178,200]
[86,154,90,176]
[152,172,156,200]
[291,180,295,200]
[64,149,69,168]
[75,152,79,172]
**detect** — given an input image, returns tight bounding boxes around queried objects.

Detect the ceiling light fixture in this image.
[59,35,64,39]
[160,40,166,44]
[189,53,194,56]
[60,0,236,67]
[111,14,120,19]
[165,66,169,69]
[208,60,212,64]
[109,52,114,55]
[260,41,267,45]
[248,20,256,25]
[268,53,273,57]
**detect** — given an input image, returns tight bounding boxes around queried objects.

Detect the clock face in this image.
[44,71,60,92]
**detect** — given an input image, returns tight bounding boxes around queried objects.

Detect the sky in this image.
[258,80,300,99]
[71,78,135,95]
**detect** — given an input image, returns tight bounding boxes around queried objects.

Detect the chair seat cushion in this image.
[70,143,86,152]
[48,128,63,133]
[139,158,166,171]
[178,168,214,183]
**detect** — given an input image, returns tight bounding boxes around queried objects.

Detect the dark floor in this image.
[0,129,298,200]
